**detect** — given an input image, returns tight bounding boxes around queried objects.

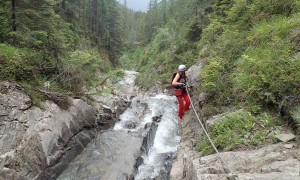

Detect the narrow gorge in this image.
[1,65,300,180]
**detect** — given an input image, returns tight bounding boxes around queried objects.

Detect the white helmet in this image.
[178,64,186,72]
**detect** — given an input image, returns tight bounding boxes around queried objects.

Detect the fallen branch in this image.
[39,89,71,109]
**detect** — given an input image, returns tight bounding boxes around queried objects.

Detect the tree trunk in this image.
[11,0,16,31]
[61,0,66,13]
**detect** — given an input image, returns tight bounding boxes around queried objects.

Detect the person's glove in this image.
[181,83,186,87]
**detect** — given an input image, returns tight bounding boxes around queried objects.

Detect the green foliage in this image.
[233,15,300,106]
[211,0,233,20]
[200,19,224,45]
[0,0,125,107]
[251,0,296,17]
[122,17,203,90]
[291,107,300,127]
[225,0,254,30]
[152,27,175,51]
[200,26,248,104]
[185,17,205,42]
[106,69,125,84]
[119,47,145,70]
[225,0,297,27]
[201,57,223,93]
[200,0,300,110]
[215,28,248,60]
[0,44,42,80]
[296,0,300,12]
[59,49,111,91]
[19,80,45,108]
[196,110,276,155]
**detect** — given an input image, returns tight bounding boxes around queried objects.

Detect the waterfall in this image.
[58,71,180,180]
[134,95,180,180]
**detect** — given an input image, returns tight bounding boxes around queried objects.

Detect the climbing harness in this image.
[185,85,239,180]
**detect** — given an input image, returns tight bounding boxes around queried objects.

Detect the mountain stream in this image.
[58,71,180,180]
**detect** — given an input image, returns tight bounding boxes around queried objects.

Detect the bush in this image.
[201,57,223,93]
[185,17,207,42]
[213,28,248,61]
[226,0,252,28]
[291,107,300,125]
[122,21,199,90]
[0,43,42,80]
[233,15,300,106]
[196,110,276,155]
[200,19,224,45]
[152,27,175,51]
[106,69,125,84]
[59,49,111,91]
[252,0,296,17]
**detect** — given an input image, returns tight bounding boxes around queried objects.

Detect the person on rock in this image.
[171,64,191,122]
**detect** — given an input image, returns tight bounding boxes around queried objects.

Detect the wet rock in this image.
[102,104,113,113]
[57,130,144,180]
[124,121,137,129]
[226,174,239,180]
[0,81,129,180]
[0,98,98,180]
[156,153,175,180]
[58,120,158,180]
[141,123,158,156]
[152,115,162,122]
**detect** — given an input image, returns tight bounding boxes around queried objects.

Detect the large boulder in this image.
[0,81,128,179]
[186,61,203,88]
[184,144,300,180]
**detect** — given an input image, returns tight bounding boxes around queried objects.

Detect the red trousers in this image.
[176,92,191,118]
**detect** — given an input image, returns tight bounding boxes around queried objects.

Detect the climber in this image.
[171,64,191,122]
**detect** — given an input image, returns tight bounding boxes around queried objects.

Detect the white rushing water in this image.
[114,94,180,179]
[114,71,180,179]
[136,95,180,179]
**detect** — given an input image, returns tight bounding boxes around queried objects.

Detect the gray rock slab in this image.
[0,77,131,180]
[57,130,143,180]
[275,133,296,142]
[186,144,300,180]
[186,61,203,87]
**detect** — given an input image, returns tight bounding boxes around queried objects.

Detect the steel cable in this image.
[185,86,239,180]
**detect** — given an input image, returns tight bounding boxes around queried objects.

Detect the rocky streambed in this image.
[0,71,180,180]
[58,93,179,180]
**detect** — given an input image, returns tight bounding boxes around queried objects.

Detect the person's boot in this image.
[178,116,183,122]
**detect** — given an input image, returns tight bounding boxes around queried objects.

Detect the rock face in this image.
[0,81,128,179]
[169,113,202,180]
[185,61,203,88]
[185,144,300,180]
[58,122,159,180]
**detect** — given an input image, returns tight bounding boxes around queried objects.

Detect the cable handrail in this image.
[185,86,238,180]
